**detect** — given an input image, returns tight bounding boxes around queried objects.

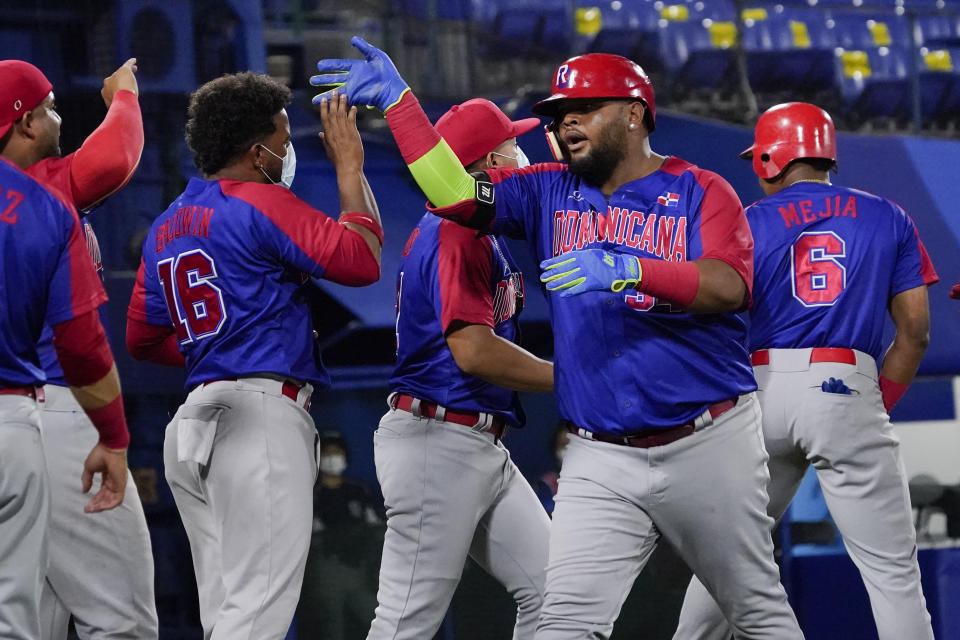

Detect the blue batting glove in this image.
[540,249,642,297]
[310,36,410,112]
[821,377,852,395]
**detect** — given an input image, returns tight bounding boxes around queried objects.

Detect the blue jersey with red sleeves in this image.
[390,214,526,426]
[485,157,756,434]
[0,159,106,387]
[130,177,354,389]
[747,182,938,360]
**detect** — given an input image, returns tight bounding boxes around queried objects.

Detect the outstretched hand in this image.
[540,249,642,298]
[310,36,409,113]
[318,91,363,172]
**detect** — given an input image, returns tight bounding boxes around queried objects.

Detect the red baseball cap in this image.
[435,98,541,167]
[0,60,53,138]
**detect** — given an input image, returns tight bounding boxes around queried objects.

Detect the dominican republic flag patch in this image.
[657,192,679,207]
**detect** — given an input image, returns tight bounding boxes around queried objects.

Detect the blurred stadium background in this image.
[3,0,960,638]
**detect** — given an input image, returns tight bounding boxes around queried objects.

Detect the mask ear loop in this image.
[544,123,564,163]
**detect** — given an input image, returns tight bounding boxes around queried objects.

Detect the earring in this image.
[629,123,636,130]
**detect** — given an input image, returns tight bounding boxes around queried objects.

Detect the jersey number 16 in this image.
[157,249,227,343]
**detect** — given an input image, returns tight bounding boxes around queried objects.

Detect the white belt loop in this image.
[434,405,447,422]
[472,412,493,432]
[387,392,398,410]
[577,427,595,440]
[409,397,422,419]
[693,406,714,431]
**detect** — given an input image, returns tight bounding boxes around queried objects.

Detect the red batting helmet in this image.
[531,53,656,132]
[740,102,837,180]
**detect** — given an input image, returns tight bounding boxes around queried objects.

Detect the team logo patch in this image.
[556,64,571,88]
[657,192,679,207]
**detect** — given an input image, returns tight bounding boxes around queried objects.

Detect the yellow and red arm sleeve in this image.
[385,92,493,229]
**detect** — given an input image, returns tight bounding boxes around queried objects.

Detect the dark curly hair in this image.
[185,72,291,176]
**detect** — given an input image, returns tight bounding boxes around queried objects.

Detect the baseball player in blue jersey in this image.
[126,74,383,639]
[369,98,553,640]
[0,58,158,640]
[673,103,938,640]
[312,39,803,639]
[0,158,131,640]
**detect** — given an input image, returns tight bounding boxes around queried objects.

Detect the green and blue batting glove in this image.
[310,36,410,112]
[539,249,642,297]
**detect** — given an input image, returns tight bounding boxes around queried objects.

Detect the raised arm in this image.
[68,58,143,211]
[318,91,383,262]
[311,38,486,226]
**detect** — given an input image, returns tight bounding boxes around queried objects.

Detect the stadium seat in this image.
[918,47,960,121]
[835,46,910,119]
[572,1,661,59]
[831,12,910,50]
[471,0,573,57]
[742,6,836,92]
[656,4,739,89]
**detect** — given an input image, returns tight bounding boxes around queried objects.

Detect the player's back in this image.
[0,159,96,386]
[390,213,524,426]
[139,177,334,389]
[748,181,936,360]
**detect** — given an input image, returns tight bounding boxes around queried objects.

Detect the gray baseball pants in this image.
[164,377,317,640]
[38,384,157,640]
[367,402,550,640]
[0,394,49,640]
[535,392,803,640]
[673,349,933,640]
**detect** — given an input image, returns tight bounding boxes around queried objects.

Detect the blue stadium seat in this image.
[917,47,960,120]
[835,45,909,119]
[918,12,960,47]
[472,0,573,56]
[742,6,836,91]
[831,12,910,50]
[656,4,738,89]
[571,1,660,58]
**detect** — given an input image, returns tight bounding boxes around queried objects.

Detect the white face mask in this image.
[258,141,296,189]
[516,145,530,169]
[319,453,347,476]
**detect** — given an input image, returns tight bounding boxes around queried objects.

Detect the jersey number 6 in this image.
[157,249,227,343]
[791,231,846,307]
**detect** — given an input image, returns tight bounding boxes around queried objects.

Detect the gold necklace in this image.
[792,178,831,185]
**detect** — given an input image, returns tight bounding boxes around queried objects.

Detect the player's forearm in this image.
[881,334,928,385]
[71,90,143,210]
[633,258,744,313]
[882,286,931,384]
[447,325,554,392]
[879,285,931,411]
[53,312,130,449]
[337,168,382,261]
[385,91,476,209]
[685,259,747,313]
[125,315,186,367]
